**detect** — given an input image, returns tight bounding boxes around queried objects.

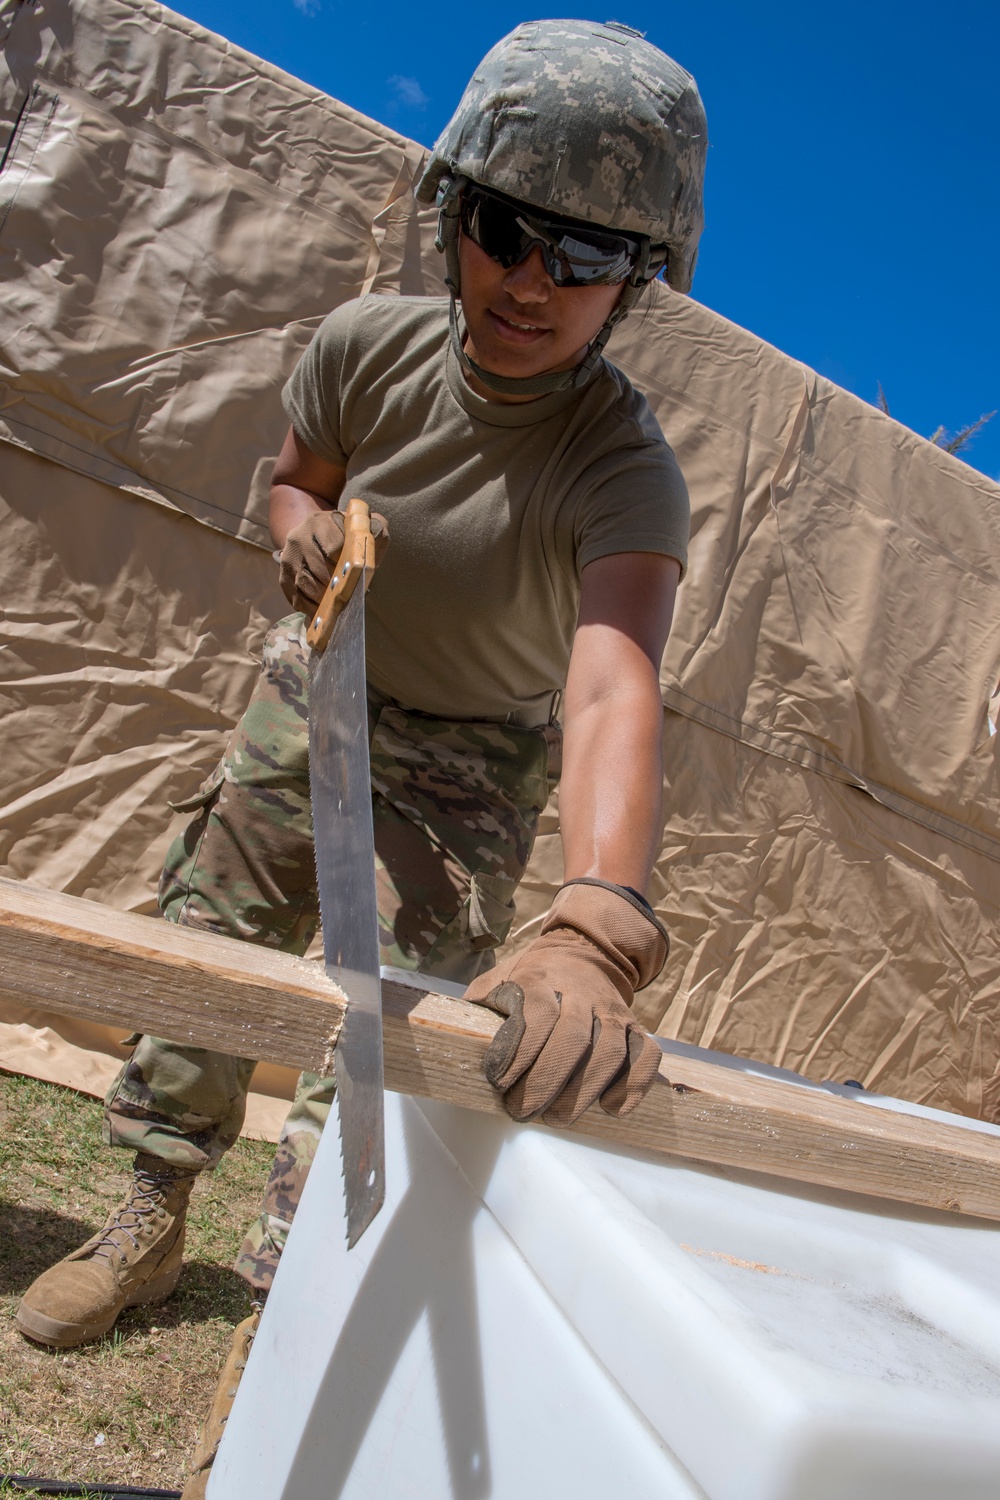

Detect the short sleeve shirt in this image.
[283,295,689,721]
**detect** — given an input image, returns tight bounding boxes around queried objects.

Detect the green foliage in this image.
[874,386,995,456]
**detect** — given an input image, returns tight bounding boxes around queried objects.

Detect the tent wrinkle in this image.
[112,317,328,370]
[767,371,812,512]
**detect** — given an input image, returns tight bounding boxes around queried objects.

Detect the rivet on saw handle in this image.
[306,498,376,655]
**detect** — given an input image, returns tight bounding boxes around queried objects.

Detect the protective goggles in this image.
[459,184,643,288]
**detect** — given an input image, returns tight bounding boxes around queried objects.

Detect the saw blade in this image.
[308,581,384,1247]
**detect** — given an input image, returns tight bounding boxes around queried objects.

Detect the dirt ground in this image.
[0,1069,275,1493]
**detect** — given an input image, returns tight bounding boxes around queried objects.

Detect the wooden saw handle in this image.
[306,498,376,654]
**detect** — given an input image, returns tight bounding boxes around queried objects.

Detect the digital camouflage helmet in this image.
[416,19,708,395]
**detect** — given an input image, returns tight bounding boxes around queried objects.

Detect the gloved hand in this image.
[464,878,667,1126]
[278,508,389,614]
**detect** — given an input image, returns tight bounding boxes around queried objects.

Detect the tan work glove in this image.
[278,508,389,614]
[464,878,667,1127]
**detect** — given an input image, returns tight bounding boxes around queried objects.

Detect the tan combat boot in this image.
[182,1301,263,1499]
[15,1153,197,1348]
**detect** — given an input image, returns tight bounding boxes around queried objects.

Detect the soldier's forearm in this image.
[268,425,347,549]
[269,484,331,550]
[558,669,664,894]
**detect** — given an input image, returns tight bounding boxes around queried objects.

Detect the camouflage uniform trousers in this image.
[103,613,558,1290]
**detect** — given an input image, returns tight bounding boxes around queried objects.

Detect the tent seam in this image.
[662,686,1000,863]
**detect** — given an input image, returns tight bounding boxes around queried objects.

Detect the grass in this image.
[0,1070,276,1493]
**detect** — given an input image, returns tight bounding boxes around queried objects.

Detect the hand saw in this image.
[306,498,384,1247]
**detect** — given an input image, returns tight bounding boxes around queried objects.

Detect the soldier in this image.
[16,18,707,1492]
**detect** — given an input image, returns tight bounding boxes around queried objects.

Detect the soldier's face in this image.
[458,232,624,402]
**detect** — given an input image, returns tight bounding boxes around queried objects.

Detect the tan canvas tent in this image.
[1,0,998,1135]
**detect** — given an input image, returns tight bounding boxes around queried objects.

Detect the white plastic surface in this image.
[211,1091,1000,1500]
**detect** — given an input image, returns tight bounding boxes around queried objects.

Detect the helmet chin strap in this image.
[445,289,606,397]
[436,176,643,399]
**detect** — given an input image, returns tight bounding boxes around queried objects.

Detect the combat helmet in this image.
[416,19,708,395]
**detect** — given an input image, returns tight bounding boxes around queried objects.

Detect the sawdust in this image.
[680,1243,786,1275]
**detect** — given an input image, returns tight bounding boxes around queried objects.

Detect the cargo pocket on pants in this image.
[168,761,227,815]
[419,870,519,985]
[159,761,228,920]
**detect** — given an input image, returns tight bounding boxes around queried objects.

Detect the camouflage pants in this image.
[103,614,556,1289]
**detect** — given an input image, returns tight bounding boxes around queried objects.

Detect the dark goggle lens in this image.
[461,189,637,287]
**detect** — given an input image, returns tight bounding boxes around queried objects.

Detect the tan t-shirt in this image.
[283,295,689,722]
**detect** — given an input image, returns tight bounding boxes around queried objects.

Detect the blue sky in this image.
[179,0,999,481]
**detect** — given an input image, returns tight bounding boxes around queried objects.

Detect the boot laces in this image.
[91,1167,189,1263]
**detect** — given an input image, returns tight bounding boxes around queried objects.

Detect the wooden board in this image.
[1,876,997,1221]
[0,876,348,1074]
